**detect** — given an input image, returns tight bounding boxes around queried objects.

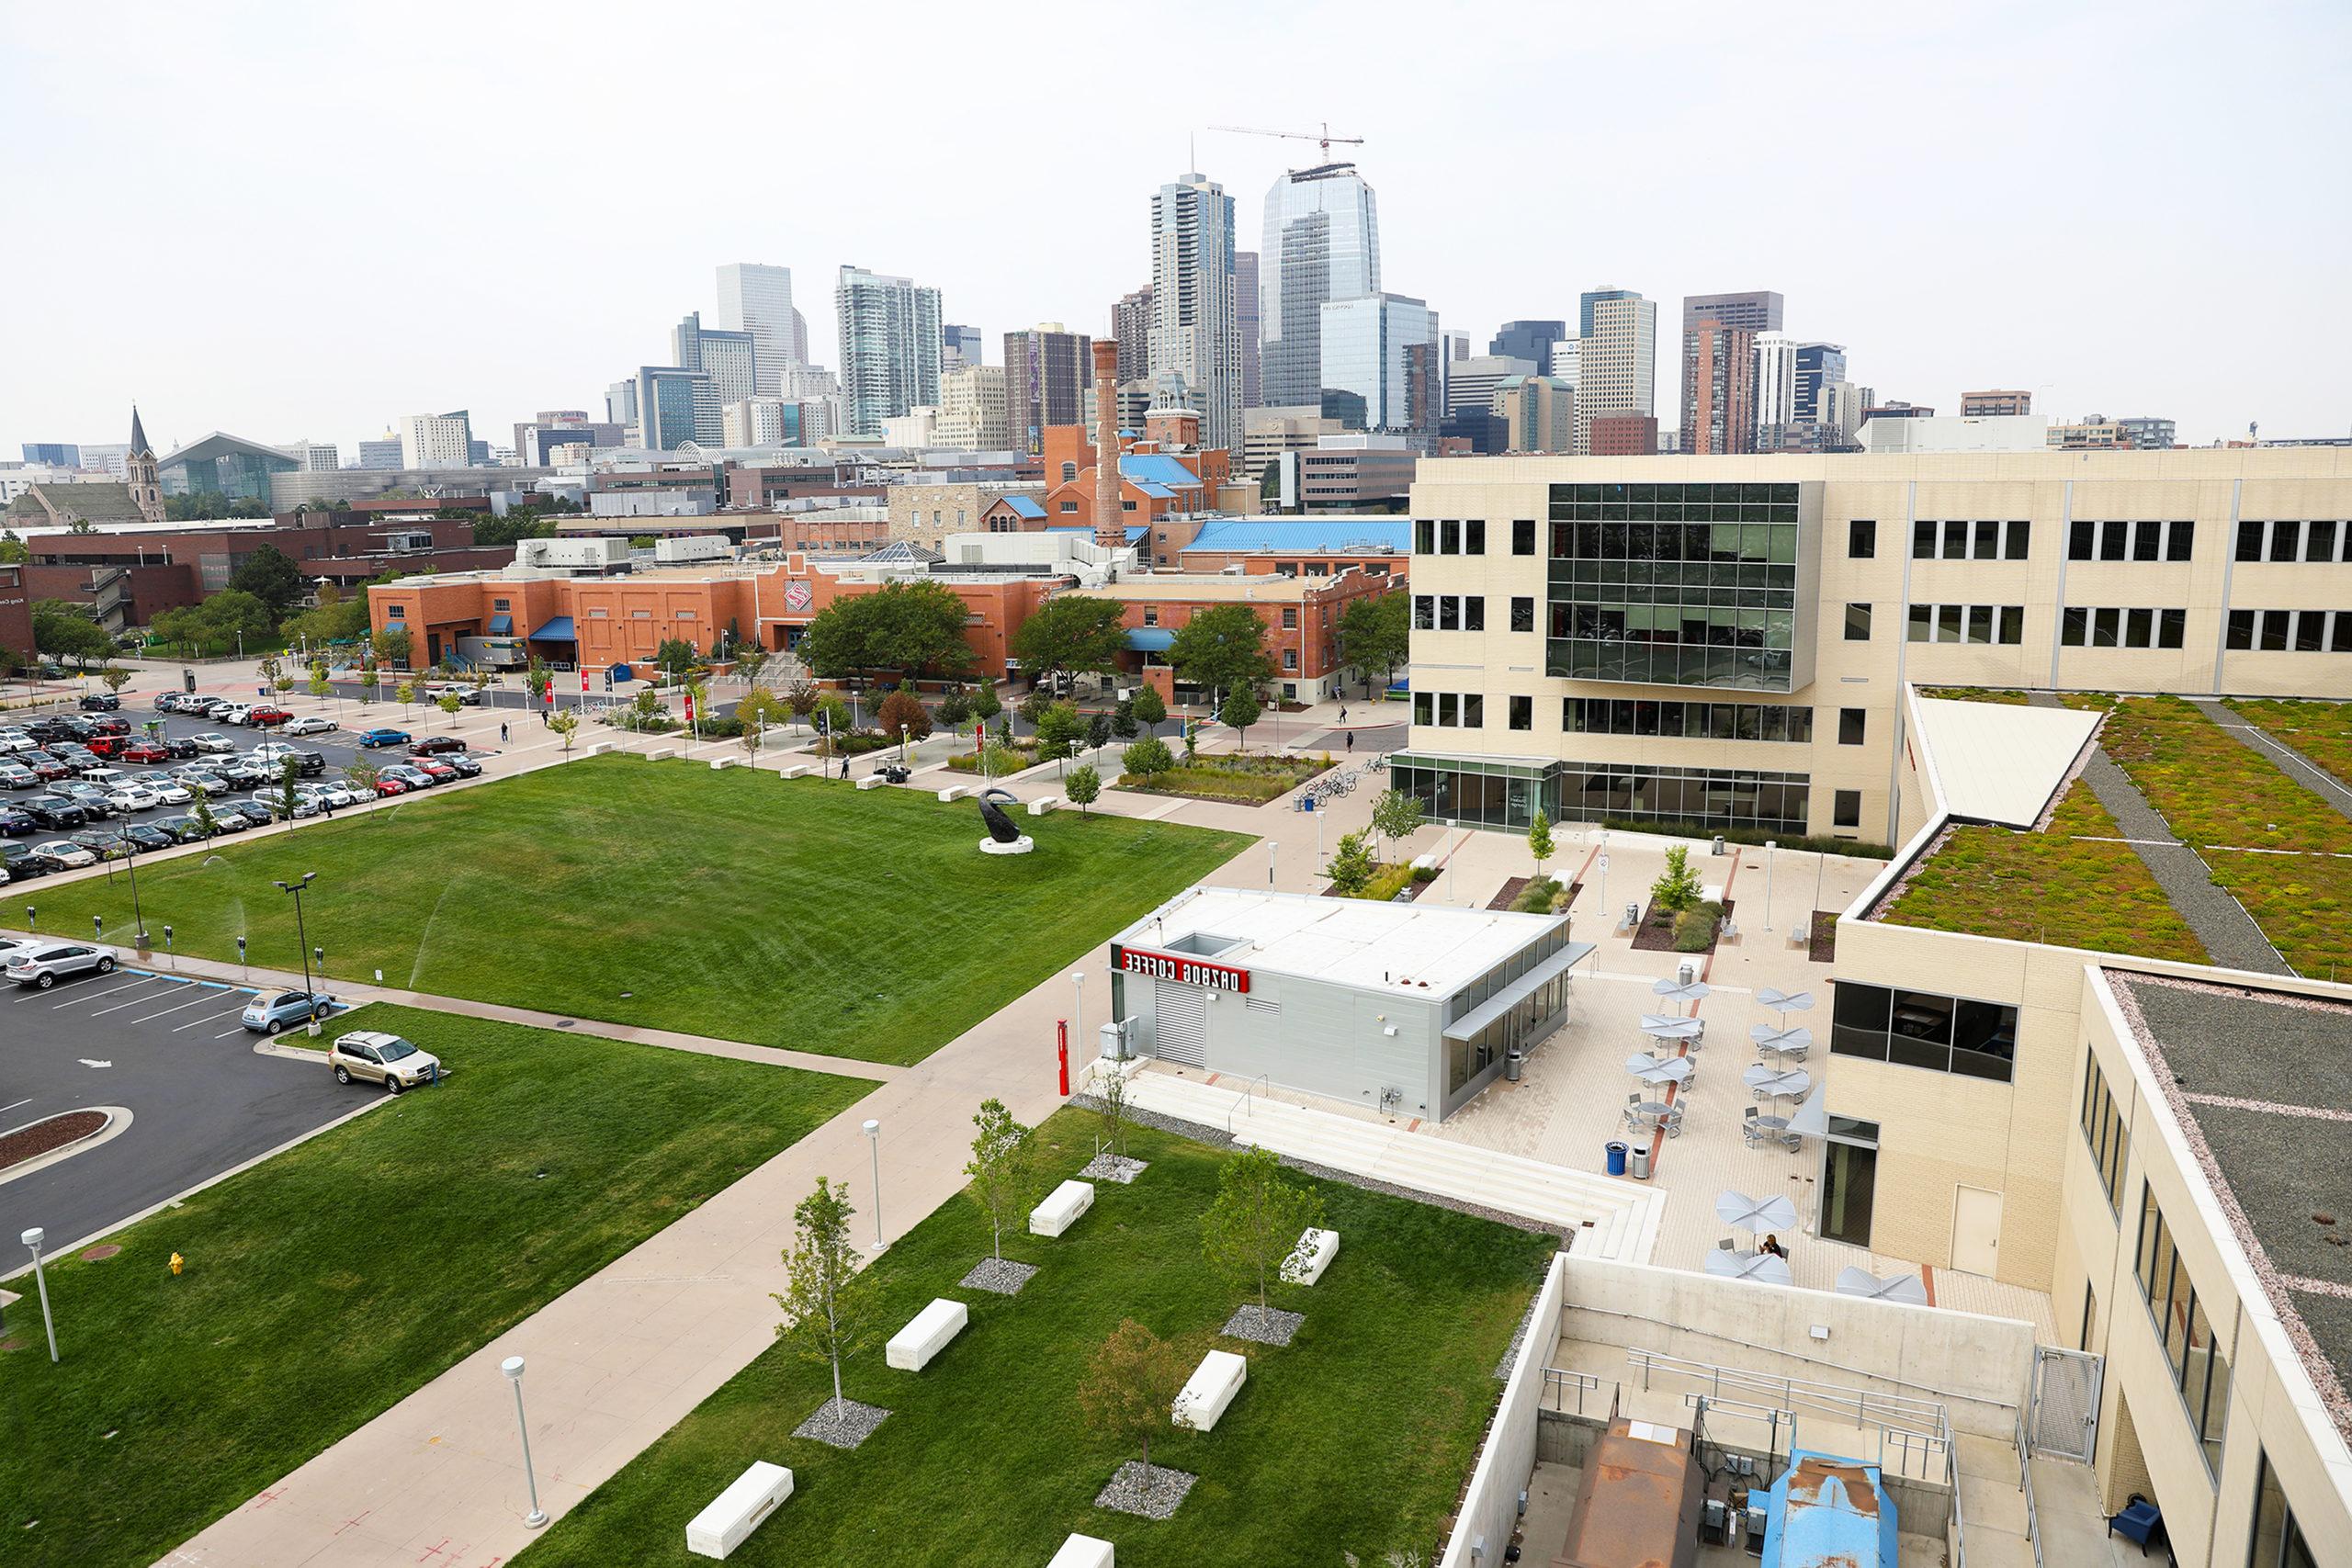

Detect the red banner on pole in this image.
[1057,1019,1070,1097]
[580,668,590,694]
[684,692,696,722]
[543,678,554,705]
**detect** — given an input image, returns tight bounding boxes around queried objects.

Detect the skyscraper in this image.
[1490,320,1567,371]
[1234,251,1261,410]
[1317,293,1437,431]
[1753,333,1798,448]
[1792,343,1848,427]
[942,323,983,367]
[935,364,1013,449]
[1679,291,1782,453]
[715,263,798,396]
[1111,288,1152,386]
[1002,322,1092,455]
[1260,163,1380,411]
[674,312,757,410]
[398,412,471,468]
[1148,169,1241,454]
[635,367,715,449]
[1575,288,1657,456]
[1962,389,2033,417]
[835,265,943,436]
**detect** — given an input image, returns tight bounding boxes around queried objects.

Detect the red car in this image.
[373,777,410,796]
[247,706,294,728]
[412,759,457,784]
[119,741,171,764]
[83,734,129,758]
[88,716,131,736]
[26,759,70,783]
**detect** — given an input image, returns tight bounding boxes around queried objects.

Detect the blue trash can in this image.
[1605,1141,1627,1177]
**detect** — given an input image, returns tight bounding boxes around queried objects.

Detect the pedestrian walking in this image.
[1339,704,1348,723]
[840,752,851,780]
[1346,730,1355,752]
[500,720,510,744]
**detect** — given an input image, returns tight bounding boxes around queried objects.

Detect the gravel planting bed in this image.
[960,1257,1038,1295]
[1221,1303,1304,1347]
[1094,1460,1198,1520]
[791,1396,891,1450]
[0,1110,109,1173]
[1079,1151,1148,1184]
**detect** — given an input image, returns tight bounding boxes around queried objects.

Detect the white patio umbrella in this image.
[1742,1065,1813,1100]
[1652,976,1713,1009]
[1749,1023,1815,1060]
[1715,1190,1800,1236]
[1625,1053,1694,1087]
[1642,1014,1706,1040]
[1705,1249,1793,1285]
[1835,1266,1929,1305]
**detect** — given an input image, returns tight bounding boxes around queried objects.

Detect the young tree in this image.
[934,687,971,728]
[962,1099,1044,1263]
[1651,842,1703,915]
[1337,591,1410,692]
[188,780,219,838]
[1217,685,1262,752]
[1009,594,1129,686]
[783,676,819,729]
[307,665,332,704]
[343,761,380,805]
[1017,686,1053,728]
[737,687,790,758]
[1166,602,1274,703]
[1096,1061,1132,1161]
[771,1175,877,1416]
[814,694,854,750]
[357,666,378,705]
[652,637,700,682]
[1111,697,1139,741]
[1066,762,1102,814]
[1327,829,1378,897]
[1128,682,1166,738]
[628,686,665,729]
[376,626,413,669]
[99,663,132,695]
[395,680,416,716]
[1078,1319,1194,1483]
[875,687,932,744]
[277,755,302,820]
[969,682,1003,723]
[436,691,463,728]
[549,709,580,758]
[1085,711,1114,759]
[1033,699,1086,769]
[1201,1144,1326,1317]
[1527,808,1555,877]
[1122,735,1175,779]
[733,644,771,690]
[1370,788,1424,857]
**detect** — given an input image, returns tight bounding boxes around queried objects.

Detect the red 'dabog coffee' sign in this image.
[1113,944,1250,993]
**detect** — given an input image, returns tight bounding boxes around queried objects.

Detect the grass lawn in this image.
[0,1003,874,1568]
[515,1112,1552,1568]
[2206,848,2352,980]
[1882,780,2209,962]
[2225,698,2352,791]
[27,757,1250,1066]
[2098,695,2343,852]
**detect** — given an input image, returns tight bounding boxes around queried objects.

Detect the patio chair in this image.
[2107,1493,2165,1555]
[1716,1237,1736,1251]
[1740,1106,1765,1148]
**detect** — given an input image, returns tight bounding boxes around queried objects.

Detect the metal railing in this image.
[1227,1072,1271,1134]
[2016,1409,2046,1568]
[1541,1367,1613,1417]
[1625,1348,1949,1438]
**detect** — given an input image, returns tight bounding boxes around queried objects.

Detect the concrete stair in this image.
[1121,1069,1664,1263]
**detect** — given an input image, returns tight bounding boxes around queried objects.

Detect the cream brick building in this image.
[934,364,1013,451]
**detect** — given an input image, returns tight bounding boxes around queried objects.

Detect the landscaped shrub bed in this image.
[1597,817,1894,859]
[2099,695,2343,852]
[2225,698,2352,791]
[1118,752,1329,806]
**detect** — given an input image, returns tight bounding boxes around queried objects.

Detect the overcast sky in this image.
[4,1,2346,457]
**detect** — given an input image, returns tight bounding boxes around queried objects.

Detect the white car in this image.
[250,742,299,763]
[190,732,236,753]
[310,782,362,808]
[147,780,193,806]
[0,730,34,753]
[283,716,334,736]
[6,941,118,989]
[104,784,162,813]
[33,839,97,869]
[251,791,320,818]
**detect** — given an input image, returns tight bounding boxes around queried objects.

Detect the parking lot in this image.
[0,964,366,1252]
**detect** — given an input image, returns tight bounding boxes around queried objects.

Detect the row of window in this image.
[2068,518,2197,563]
[1412,517,1535,556]
[2135,1183,2233,1478]
[1563,697,1816,744]
[1415,594,1487,632]
[1549,519,1801,566]
[1905,603,2029,645]
[2226,609,2352,653]
[2235,518,2350,564]
[1829,982,2018,1083]
[2062,606,2189,649]
[1549,481,1802,524]
[1412,691,1485,728]
[1915,518,2034,561]
[2079,1049,2130,1213]
[1561,761,1818,835]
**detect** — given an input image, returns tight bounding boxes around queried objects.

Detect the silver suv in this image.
[6,941,118,989]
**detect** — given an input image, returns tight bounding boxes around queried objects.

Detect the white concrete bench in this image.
[855,773,889,790]
[1027,796,1059,816]
[1410,852,1438,872]
[1173,1348,1247,1431]
[779,764,813,779]
[646,747,676,761]
[886,1297,969,1371]
[1281,1226,1340,1286]
[1047,1534,1115,1568]
[1702,882,1725,906]
[684,1461,793,1559]
[709,756,741,770]
[1030,1178,1095,1237]
[936,784,970,802]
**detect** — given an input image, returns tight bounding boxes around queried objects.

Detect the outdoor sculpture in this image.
[975,788,1034,855]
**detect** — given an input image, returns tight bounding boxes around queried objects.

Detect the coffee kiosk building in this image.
[1103,887,1592,1122]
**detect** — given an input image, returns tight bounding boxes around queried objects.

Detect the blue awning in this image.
[528,615,576,642]
[1125,627,1174,652]
[487,614,513,635]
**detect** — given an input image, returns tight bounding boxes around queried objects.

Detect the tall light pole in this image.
[123,839,148,947]
[1267,840,1278,888]
[501,1356,548,1529]
[21,1227,57,1363]
[1763,840,1778,933]
[863,1120,886,1253]
[1071,971,1085,1045]
[275,872,318,996]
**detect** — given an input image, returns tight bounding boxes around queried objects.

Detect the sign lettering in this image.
[1114,944,1250,993]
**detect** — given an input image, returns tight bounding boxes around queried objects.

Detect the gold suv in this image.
[326,1030,445,1093]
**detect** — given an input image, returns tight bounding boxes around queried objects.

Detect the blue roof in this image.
[1762,1451,1897,1568]
[528,615,576,641]
[1003,494,1046,519]
[1048,525,1149,544]
[486,613,513,635]
[1182,518,1413,556]
[1125,627,1175,652]
[1119,453,1201,489]
[1132,480,1177,500]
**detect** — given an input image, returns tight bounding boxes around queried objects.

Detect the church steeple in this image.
[125,404,164,523]
[130,405,153,458]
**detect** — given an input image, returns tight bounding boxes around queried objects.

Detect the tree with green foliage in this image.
[307,665,332,704]
[1066,762,1102,814]
[282,592,370,651]
[1016,686,1053,727]
[652,637,699,682]
[797,580,976,685]
[733,644,771,690]
[0,531,27,564]
[357,666,378,705]
[99,664,132,694]
[469,511,561,549]
[1166,602,1274,702]
[784,676,819,728]
[962,1099,1044,1263]
[188,779,220,838]
[1111,697,1138,740]
[876,687,932,744]
[629,686,665,728]
[1096,1062,1132,1160]
[1527,809,1555,877]
[33,599,116,667]
[395,680,416,715]
[1370,788,1423,857]
[1651,842,1704,915]
[1201,1144,1326,1317]
[737,688,790,757]
[550,709,580,758]
[1120,735,1174,782]
[934,687,971,728]
[1338,591,1411,693]
[436,691,462,727]
[1033,699,1086,768]
[1085,711,1114,760]
[772,1175,877,1419]
[814,694,854,750]
[277,756,302,820]
[1079,1319,1195,1484]
[1217,685,1262,751]
[1129,682,1166,737]
[1009,594,1128,685]
[376,626,413,669]
[229,543,306,619]
[1327,829,1378,897]
[969,682,1003,722]
[1259,458,1282,500]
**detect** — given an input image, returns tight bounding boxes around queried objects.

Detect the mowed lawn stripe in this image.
[26,758,1253,1066]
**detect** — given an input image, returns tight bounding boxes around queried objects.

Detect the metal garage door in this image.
[1155,980,1207,1067]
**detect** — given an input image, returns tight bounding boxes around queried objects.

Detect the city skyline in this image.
[3,1,2346,454]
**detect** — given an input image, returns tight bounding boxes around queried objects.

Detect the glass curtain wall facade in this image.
[1261,164,1381,411]
[1389,752,1811,836]
[1546,480,1804,689]
[1319,293,1437,432]
[158,445,298,501]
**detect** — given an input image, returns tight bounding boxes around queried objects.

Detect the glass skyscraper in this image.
[1148,171,1242,454]
[1260,164,1380,411]
[715,263,798,396]
[1317,293,1437,431]
[835,265,943,437]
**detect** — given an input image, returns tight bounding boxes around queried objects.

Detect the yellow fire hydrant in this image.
[170,1252,185,1276]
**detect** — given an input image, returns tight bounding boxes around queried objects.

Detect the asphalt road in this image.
[0,965,362,1257]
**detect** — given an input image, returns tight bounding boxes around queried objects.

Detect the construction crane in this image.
[1209,121,1365,160]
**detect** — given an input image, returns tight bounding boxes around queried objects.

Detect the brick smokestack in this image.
[1091,338,1124,552]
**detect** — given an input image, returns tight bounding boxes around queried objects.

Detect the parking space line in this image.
[54,978,167,1011]
[129,990,237,1024]
[176,1007,248,1032]
[0,1097,30,1116]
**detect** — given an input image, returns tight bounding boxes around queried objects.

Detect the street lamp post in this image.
[501,1357,548,1529]
[863,1119,886,1253]
[21,1227,58,1363]
[1071,971,1085,1045]
[1267,840,1278,887]
[275,872,318,997]
[123,840,148,946]
[1763,840,1777,933]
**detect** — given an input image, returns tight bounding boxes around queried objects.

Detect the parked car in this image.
[23,758,71,784]
[20,796,89,829]
[251,791,321,819]
[357,728,413,749]
[103,784,162,813]
[205,807,251,833]
[327,1029,442,1091]
[243,987,336,1034]
[190,732,237,752]
[160,736,201,759]
[83,734,130,759]
[146,780,193,807]
[381,764,435,790]
[6,941,118,988]
[0,762,38,790]
[116,823,175,853]
[199,699,239,719]
[0,807,33,837]
[151,815,210,844]
[412,759,458,784]
[409,735,467,756]
[247,706,294,728]
[0,729,35,753]
[250,741,299,763]
[2,842,61,879]
[310,781,362,808]
[119,741,171,764]
[283,716,334,736]
[31,839,97,869]
[228,801,277,828]
[441,753,483,778]
[88,716,132,736]
[71,829,133,861]
[78,693,121,711]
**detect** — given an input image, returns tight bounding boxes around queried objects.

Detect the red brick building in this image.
[1589,414,1660,456]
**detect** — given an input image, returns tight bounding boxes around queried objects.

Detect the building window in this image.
[2307,519,2338,562]
[2005,520,2031,559]
[1511,596,1534,633]
[1512,517,1535,556]
[1415,517,1435,553]
[1142,608,1158,626]
[1465,518,1487,555]
[1913,519,1937,560]
[1281,607,1298,629]
[385,604,405,619]
[2167,520,2196,561]
[1509,694,1532,730]
[1832,789,1862,829]
[1413,595,1434,631]
[1464,597,1485,632]
[1562,697,1813,744]
[1829,981,2016,1082]
[2236,519,2265,561]
[1121,500,1136,512]
[2133,519,2162,561]
[2134,1183,2233,1478]
[1060,462,1078,482]
[1845,603,1871,641]
[1838,707,1866,745]
[2249,1448,2317,1568]
[1059,501,1078,513]
[492,598,511,612]
[2080,1049,2129,1215]
[1283,648,1298,671]
[1440,519,1460,555]
[1849,518,1876,558]
[2269,520,2300,562]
